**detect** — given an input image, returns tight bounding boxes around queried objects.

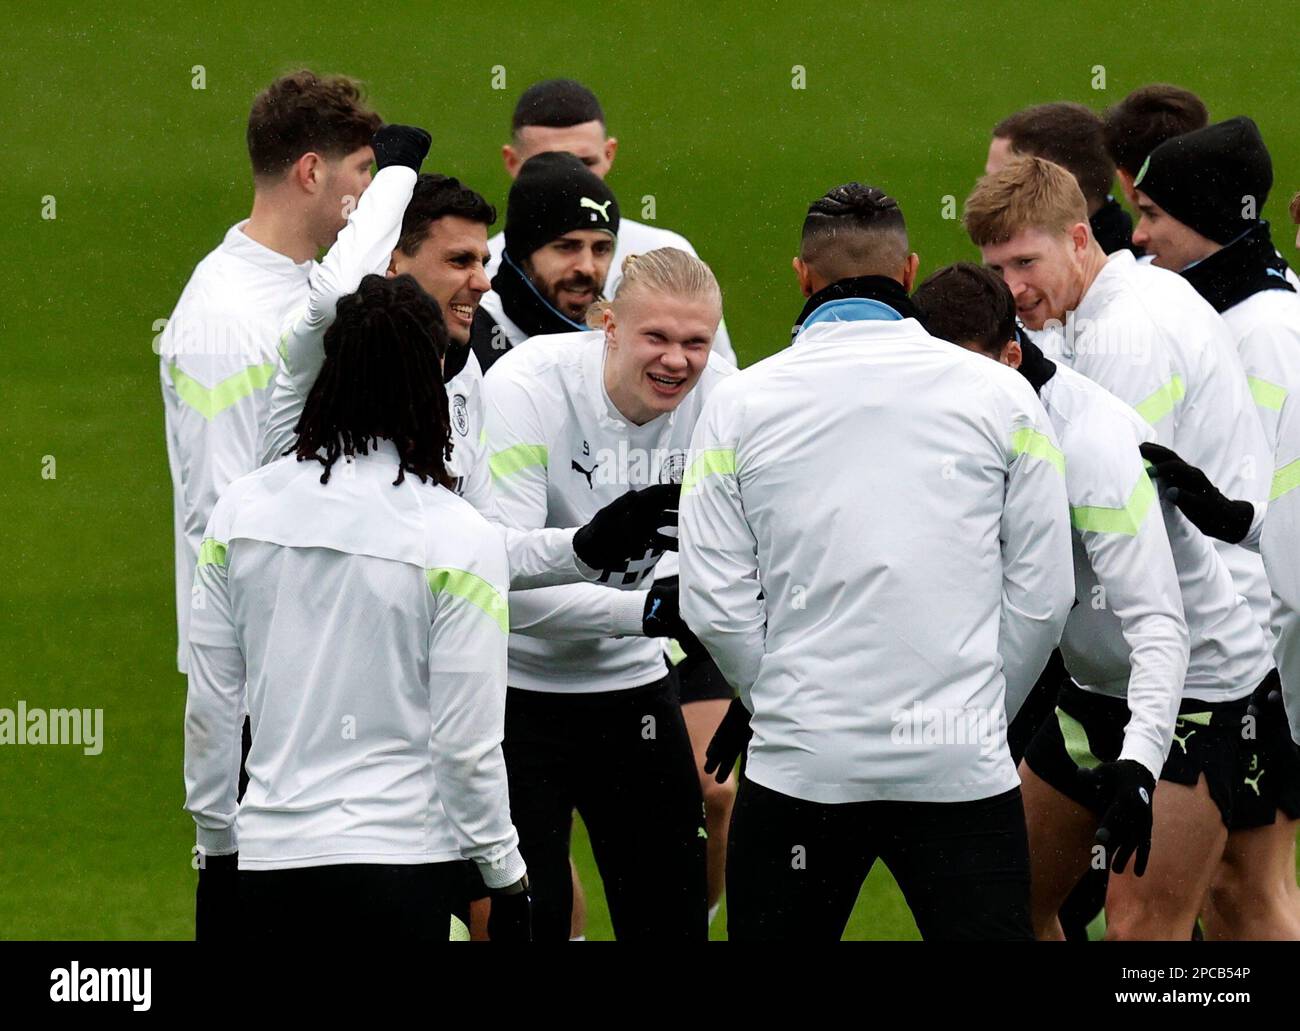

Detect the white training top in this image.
[259,164,588,591]
[183,440,526,887]
[678,309,1074,804]
[1263,394,1300,745]
[484,329,733,692]
[1042,365,1269,766]
[487,217,738,365]
[161,222,312,672]
[1032,250,1275,646]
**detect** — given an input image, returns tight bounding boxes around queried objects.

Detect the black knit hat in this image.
[504,151,619,262]
[1135,116,1273,244]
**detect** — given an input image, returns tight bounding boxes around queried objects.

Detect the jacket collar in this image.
[793,275,922,342]
[1180,222,1296,313]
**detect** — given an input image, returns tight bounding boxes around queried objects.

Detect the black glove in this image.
[195,850,239,942]
[1090,760,1156,877]
[573,484,681,571]
[1140,442,1254,544]
[703,696,753,784]
[641,576,701,653]
[371,124,431,172]
[1247,674,1298,757]
[487,877,532,942]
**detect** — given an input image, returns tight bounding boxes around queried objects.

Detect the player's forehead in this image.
[515,122,607,163]
[423,214,490,254]
[981,227,1060,264]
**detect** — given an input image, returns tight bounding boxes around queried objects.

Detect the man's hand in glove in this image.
[641,576,701,655]
[195,850,239,942]
[1089,759,1156,877]
[574,484,681,571]
[371,124,432,172]
[703,696,753,784]
[487,876,532,942]
[1140,442,1254,543]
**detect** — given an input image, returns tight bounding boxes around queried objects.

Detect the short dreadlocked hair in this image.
[292,274,454,488]
[799,182,909,282]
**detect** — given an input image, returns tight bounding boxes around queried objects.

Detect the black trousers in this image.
[727,776,1033,941]
[239,863,461,942]
[503,677,708,941]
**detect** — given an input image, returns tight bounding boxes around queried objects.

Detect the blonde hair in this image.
[963,155,1089,246]
[586,247,722,328]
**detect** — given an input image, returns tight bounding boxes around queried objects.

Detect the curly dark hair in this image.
[247,69,382,178]
[292,274,454,488]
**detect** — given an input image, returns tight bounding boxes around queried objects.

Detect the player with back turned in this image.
[682,184,1073,940]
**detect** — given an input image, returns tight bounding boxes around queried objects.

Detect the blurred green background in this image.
[3,0,1298,939]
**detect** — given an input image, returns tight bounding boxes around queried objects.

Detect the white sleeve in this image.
[485,361,649,639]
[183,524,246,856]
[426,532,525,889]
[999,409,1074,720]
[679,391,765,708]
[455,384,590,589]
[259,165,418,465]
[1263,398,1300,745]
[1073,442,1188,776]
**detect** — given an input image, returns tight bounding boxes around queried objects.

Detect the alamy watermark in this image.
[0,701,103,755]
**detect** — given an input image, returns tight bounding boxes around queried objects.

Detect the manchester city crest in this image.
[452,394,469,437]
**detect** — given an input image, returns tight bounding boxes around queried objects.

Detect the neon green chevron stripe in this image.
[1010,427,1065,476]
[426,567,509,633]
[1248,376,1287,412]
[1271,458,1300,502]
[1071,470,1157,536]
[1056,708,1102,770]
[1133,376,1185,426]
[682,448,737,494]
[197,538,228,568]
[169,361,277,421]
[488,444,548,482]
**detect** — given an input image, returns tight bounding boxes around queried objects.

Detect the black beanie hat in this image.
[1135,116,1273,245]
[504,151,620,262]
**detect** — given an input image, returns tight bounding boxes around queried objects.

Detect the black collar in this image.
[1090,196,1141,257]
[1016,328,1056,395]
[491,250,593,340]
[1181,222,1296,313]
[793,275,923,339]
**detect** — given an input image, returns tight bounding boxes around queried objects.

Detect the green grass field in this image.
[3,1,1299,939]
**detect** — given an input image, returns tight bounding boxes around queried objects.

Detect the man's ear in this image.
[604,135,619,172]
[502,143,522,179]
[1071,221,1091,256]
[902,252,920,293]
[793,256,814,297]
[1117,168,1138,209]
[293,152,324,194]
[386,251,400,278]
[1002,337,1023,369]
[602,304,617,345]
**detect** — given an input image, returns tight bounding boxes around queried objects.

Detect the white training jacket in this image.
[161,222,313,672]
[1049,366,1269,707]
[678,306,1073,804]
[487,217,738,366]
[258,164,589,591]
[1032,250,1275,645]
[1222,288,1300,459]
[484,330,733,692]
[1263,395,1300,745]
[1039,364,1188,775]
[183,440,525,885]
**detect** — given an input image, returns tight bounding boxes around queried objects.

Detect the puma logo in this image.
[572,458,598,489]
[1244,768,1266,796]
[1171,724,1196,754]
[580,196,612,222]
